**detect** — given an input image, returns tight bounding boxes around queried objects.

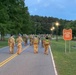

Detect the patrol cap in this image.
[46,36,49,39]
[10,34,13,36]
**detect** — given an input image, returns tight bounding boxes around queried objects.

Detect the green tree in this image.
[65,21,76,39]
[0,1,9,40]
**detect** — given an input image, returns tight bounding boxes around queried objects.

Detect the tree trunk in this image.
[0,32,5,41]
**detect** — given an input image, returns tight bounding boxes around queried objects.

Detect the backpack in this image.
[44,40,49,45]
[33,38,38,44]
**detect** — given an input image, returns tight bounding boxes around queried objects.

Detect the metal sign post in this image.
[69,41,70,53]
[65,40,66,53]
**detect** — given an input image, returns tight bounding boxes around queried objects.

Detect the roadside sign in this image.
[63,29,72,40]
[63,29,72,53]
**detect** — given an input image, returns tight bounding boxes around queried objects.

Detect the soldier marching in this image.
[8,34,51,55]
[44,36,50,55]
[16,35,23,55]
[33,36,39,54]
[8,34,15,54]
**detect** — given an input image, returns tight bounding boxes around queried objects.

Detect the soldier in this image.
[48,34,52,40]
[29,35,33,46]
[41,35,45,47]
[44,36,50,55]
[8,34,15,54]
[37,35,40,44]
[23,35,27,46]
[16,35,23,55]
[33,36,39,54]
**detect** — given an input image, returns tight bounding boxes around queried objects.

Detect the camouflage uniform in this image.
[16,36,23,55]
[8,36,15,54]
[23,36,27,46]
[41,36,45,47]
[33,37,39,54]
[29,35,33,46]
[44,39,50,55]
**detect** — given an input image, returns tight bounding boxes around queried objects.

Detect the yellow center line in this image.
[0,54,17,67]
[0,53,17,65]
[0,45,29,67]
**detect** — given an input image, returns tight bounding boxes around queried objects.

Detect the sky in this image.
[25,0,76,20]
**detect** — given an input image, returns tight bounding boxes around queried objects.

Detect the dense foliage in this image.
[30,15,70,35]
[0,0,76,40]
[0,0,32,40]
[30,15,76,39]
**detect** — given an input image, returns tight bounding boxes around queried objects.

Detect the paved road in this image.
[0,42,56,75]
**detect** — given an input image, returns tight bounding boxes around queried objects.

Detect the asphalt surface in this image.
[0,42,56,75]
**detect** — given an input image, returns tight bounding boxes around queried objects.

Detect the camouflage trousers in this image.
[9,44,14,54]
[33,44,38,53]
[17,43,22,55]
[44,44,49,55]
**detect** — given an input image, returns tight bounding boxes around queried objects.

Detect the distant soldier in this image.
[37,35,40,44]
[23,35,28,46]
[33,36,39,54]
[29,35,33,46]
[48,34,52,40]
[41,35,45,47]
[44,36,50,55]
[8,34,15,54]
[16,35,23,55]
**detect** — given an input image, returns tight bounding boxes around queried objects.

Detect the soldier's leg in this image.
[30,41,32,45]
[36,44,38,53]
[17,49,21,55]
[45,45,48,55]
[44,45,46,54]
[17,47,19,54]
[42,40,44,47]
[11,46,14,54]
[30,39,31,45]
[25,39,27,45]
[43,41,44,47]
[20,46,22,53]
[19,48,21,54]
[17,46,20,55]
[32,39,33,45]
[46,47,48,55]
[9,46,12,54]
[44,45,48,55]
[34,44,36,53]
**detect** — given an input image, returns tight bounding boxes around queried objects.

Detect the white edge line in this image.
[49,46,58,75]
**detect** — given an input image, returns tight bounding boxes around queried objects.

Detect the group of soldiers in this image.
[8,34,23,55]
[8,34,51,55]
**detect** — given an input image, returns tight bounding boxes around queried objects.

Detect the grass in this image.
[51,39,76,75]
[0,39,8,48]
